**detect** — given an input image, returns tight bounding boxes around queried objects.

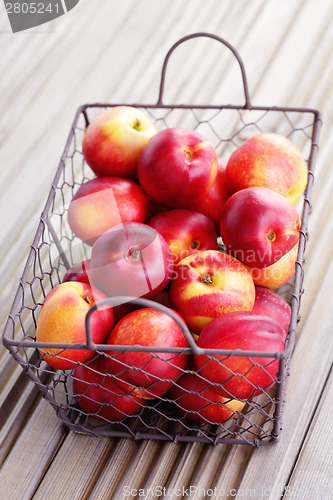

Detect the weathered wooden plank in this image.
[160,441,207,493]
[0,1,137,130]
[285,369,333,499]
[32,433,115,500]
[211,445,254,497]
[134,441,187,497]
[109,439,166,498]
[185,444,239,498]
[248,0,333,108]
[0,376,42,467]
[197,0,307,108]
[154,0,266,107]
[0,398,66,499]
[1,1,333,498]
[88,438,144,499]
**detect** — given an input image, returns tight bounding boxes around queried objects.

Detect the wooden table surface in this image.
[1,1,333,498]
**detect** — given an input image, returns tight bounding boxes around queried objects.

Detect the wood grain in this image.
[1,0,332,498]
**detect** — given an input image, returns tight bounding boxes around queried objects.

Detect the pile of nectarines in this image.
[36,105,307,425]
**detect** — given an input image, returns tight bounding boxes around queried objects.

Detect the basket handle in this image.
[156,32,251,108]
[85,295,201,355]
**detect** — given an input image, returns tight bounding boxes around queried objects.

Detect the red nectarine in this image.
[220,187,301,269]
[82,106,157,179]
[170,371,245,424]
[68,176,151,246]
[90,222,174,300]
[195,311,285,400]
[104,307,189,399]
[169,250,255,334]
[226,133,308,204]
[73,355,143,421]
[138,127,218,208]
[148,208,218,264]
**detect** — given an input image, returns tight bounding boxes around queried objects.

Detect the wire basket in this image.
[2,33,322,446]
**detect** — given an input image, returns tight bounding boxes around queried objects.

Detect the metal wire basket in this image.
[2,33,322,446]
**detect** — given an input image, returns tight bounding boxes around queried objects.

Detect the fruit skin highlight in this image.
[252,285,291,338]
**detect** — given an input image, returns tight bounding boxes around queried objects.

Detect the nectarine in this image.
[36,282,114,370]
[104,307,189,399]
[169,250,255,334]
[220,187,301,269]
[138,127,218,207]
[68,176,151,246]
[73,355,143,421]
[82,106,158,179]
[170,371,245,424]
[90,222,174,300]
[195,311,285,400]
[148,208,218,264]
[226,133,308,204]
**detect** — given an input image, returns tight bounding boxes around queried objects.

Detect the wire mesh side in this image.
[2,103,321,446]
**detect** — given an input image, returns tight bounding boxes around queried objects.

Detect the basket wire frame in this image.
[2,33,322,446]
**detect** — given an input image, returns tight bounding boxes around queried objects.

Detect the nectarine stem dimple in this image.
[83,293,93,306]
[133,119,142,131]
[128,249,142,262]
[191,240,200,250]
[185,148,193,160]
[202,274,213,285]
[267,230,277,242]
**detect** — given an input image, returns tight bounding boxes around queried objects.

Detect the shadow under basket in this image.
[2,33,322,446]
